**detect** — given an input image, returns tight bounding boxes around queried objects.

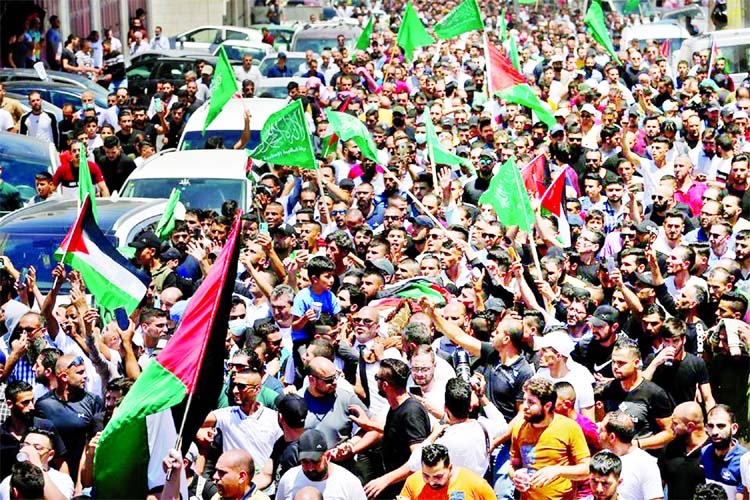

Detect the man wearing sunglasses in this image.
[35,354,103,481]
[2,312,53,386]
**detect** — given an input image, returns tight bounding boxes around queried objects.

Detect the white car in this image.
[214,40,274,64]
[178,97,287,152]
[118,149,254,213]
[170,25,263,52]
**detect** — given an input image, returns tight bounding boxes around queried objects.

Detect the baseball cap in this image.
[201,65,213,76]
[278,52,287,59]
[298,429,328,460]
[275,394,308,428]
[479,149,497,162]
[392,106,407,116]
[633,271,655,287]
[706,100,721,112]
[162,247,181,260]
[485,297,506,313]
[635,220,658,236]
[534,329,575,358]
[589,305,619,327]
[129,230,160,250]
[409,215,436,229]
[551,124,565,136]
[734,110,749,120]
[699,78,719,93]
[581,103,598,116]
[366,258,395,277]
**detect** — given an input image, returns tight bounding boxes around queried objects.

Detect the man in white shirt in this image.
[150,26,170,50]
[234,54,261,87]
[275,429,366,500]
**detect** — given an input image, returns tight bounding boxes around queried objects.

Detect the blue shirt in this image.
[267,64,293,78]
[291,286,340,342]
[700,441,747,498]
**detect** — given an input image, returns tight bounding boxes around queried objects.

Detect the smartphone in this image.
[114,307,129,330]
[154,96,163,113]
[508,246,519,262]
[19,267,28,285]
[408,386,423,397]
[192,228,202,240]
[605,256,616,273]
[259,222,269,235]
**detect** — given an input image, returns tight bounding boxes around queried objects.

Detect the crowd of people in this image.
[2,0,750,499]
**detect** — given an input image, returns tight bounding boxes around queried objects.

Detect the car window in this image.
[226,30,249,41]
[121,178,245,213]
[186,28,220,44]
[54,91,85,110]
[127,65,152,80]
[156,62,189,79]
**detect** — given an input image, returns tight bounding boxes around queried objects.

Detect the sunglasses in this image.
[233,382,258,391]
[479,158,494,166]
[68,356,84,369]
[353,317,375,326]
[228,362,250,370]
[15,326,40,334]
[313,373,337,384]
[331,210,347,216]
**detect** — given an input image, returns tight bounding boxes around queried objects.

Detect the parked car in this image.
[258,51,310,77]
[0,197,183,292]
[127,49,211,68]
[622,20,691,65]
[6,92,63,122]
[213,40,274,63]
[0,68,110,102]
[126,55,218,104]
[170,25,263,51]
[676,28,750,89]
[0,133,57,207]
[290,21,362,53]
[119,149,252,213]
[658,4,708,34]
[250,24,298,51]
[178,97,286,151]
[1,81,109,111]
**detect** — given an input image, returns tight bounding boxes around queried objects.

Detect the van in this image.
[621,20,691,65]
[119,149,253,213]
[676,28,750,88]
[178,97,286,152]
[290,21,362,53]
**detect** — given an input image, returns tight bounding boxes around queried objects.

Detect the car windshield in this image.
[121,178,245,213]
[0,144,52,203]
[0,232,115,291]
[180,130,262,151]
[222,45,266,62]
[259,58,306,76]
[293,38,339,54]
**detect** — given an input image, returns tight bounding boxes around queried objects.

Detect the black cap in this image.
[129,230,160,250]
[275,394,308,428]
[161,247,181,260]
[589,305,619,326]
[298,429,328,460]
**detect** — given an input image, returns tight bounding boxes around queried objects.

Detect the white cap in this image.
[534,330,575,358]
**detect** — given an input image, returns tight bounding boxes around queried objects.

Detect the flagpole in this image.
[165,390,195,481]
[426,126,439,192]
[379,41,400,92]
[482,33,493,101]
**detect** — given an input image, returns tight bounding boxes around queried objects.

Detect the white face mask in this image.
[365,103,378,112]
[228,319,247,336]
[415,133,427,144]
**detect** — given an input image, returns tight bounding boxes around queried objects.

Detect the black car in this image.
[0,133,57,207]
[126,55,219,105]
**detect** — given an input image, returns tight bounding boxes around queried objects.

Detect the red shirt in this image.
[53,160,105,193]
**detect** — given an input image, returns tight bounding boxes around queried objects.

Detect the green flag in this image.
[433,0,484,40]
[498,83,556,128]
[321,134,338,157]
[499,11,508,42]
[326,111,380,164]
[623,0,640,14]
[354,16,374,54]
[154,188,180,239]
[396,3,434,62]
[78,147,98,223]
[509,35,521,72]
[423,109,475,174]
[247,99,317,169]
[518,0,536,4]
[203,46,239,134]
[585,0,622,65]
[479,158,535,231]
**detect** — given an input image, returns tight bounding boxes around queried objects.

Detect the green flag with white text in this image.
[479,158,535,231]
[434,0,484,40]
[203,46,239,134]
[326,111,380,164]
[247,99,317,170]
[397,3,434,62]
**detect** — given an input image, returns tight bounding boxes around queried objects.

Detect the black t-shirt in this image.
[643,352,709,405]
[382,397,430,494]
[572,336,618,379]
[270,436,300,487]
[659,435,708,500]
[478,342,535,422]
[99,154,136,193]
[34,390,103,480]
[601,379,674,439]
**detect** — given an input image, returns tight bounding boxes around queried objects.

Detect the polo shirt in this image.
[213,405,282,472]
[700,441,748,499]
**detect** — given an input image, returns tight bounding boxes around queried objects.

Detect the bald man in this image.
[213,449,270,500]
[160,287,183,315]
[663,402,709,499]
[293,486,323,500]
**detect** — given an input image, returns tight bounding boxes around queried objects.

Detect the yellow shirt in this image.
[510,414,591,500]
[401,466,496,500]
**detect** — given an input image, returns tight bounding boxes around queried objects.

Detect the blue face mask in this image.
[228,319,247,336]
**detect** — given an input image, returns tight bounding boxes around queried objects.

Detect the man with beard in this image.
[32,347,62,396]
[2,312,54,386]
[690,127,717,179]
[99,135,136,193]
[700,405,748,499]
[34,354,103,480]
[275,429,366,500]
[0,381,67,479]
[463,149,496,206]
[509,378,591,500]
[351,182,383,229]
[685,199,722,244]
[642,318,715,407]
[132,105,157,144]
[212,449,271,500]
[573,306,622,381]
[401,443,495,499]
[600,338,674,450]
[661,402,709,499]
[601,176,629,232]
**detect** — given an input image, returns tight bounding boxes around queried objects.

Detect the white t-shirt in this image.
[0,467,75,500]
[0,109,13,131]
[212,405,282,470]
[535,362,595,414]
[275,463,367,500]
[618,447,664,500]
[741,451,750,491]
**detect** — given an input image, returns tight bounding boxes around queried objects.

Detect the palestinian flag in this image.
[378,278,452,305]
[55,196,149,315]
[93,213,243,499]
